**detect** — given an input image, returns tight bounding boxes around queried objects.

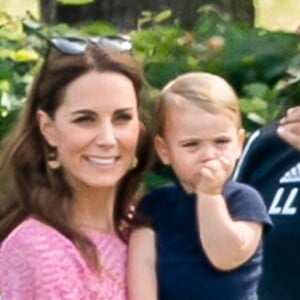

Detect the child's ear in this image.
[154,135,171,165]
[36,110,58,147]
[237,128,246,157]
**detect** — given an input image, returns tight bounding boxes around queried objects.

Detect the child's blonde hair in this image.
[155,72,242,136]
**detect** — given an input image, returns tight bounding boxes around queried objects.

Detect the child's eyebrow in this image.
[178,137,199,143]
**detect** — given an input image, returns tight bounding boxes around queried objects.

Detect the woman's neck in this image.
[71,186,117,233]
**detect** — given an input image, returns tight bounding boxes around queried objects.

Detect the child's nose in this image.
[199,145,218,162]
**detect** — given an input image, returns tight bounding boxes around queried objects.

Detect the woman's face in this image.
[38,71,140,190]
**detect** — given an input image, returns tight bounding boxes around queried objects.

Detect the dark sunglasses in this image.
[49,35,133,55]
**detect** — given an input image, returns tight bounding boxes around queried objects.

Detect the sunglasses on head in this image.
[49,35,133,55]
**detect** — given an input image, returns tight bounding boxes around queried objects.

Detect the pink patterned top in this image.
[0,217,127,299]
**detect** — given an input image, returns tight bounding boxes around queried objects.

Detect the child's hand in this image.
[195,155,233,195]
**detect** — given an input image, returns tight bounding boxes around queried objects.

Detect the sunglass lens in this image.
[96,36,132,52]
[51,38,87,55]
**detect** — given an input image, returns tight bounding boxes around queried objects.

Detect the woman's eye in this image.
[114,113,133,122]
[73,115,95,123]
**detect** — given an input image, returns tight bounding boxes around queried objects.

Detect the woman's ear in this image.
[36,110,58,147]
[154,135,171,165]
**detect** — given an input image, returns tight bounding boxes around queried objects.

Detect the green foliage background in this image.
[0,6,299,186]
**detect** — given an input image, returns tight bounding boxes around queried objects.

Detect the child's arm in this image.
[128,227,157,300]
[196,192,262,270]
[195,155,262,271]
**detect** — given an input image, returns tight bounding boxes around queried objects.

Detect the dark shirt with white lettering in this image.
[138,179,272,300]
[233,123,300,300]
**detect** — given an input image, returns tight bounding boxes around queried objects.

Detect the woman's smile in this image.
[84,155,120,165]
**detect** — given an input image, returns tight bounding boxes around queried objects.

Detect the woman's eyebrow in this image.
[115,107,135,113]
[71,109,96,115]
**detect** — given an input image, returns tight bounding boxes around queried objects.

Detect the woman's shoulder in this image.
[1,217,80,262]
[0,220,99,298]
[3,217,65,245]
[0,217,91,285]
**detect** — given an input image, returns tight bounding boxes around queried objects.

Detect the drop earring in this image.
[131,157,138,169]
[47,152,61,170]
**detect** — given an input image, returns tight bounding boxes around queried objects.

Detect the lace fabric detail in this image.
[86,229,127,299]
[0,218,127,300]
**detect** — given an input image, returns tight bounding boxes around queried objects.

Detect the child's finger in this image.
[199,166,214,180]
[218,155,234,174]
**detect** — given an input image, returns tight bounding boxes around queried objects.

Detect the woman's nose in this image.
[95,121,116,146]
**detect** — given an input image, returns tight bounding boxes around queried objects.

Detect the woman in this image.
[0,36,151,299]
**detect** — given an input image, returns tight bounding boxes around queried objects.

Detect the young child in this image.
[128,72,272,300]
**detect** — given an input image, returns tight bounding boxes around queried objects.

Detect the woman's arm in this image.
[128,227,157,300]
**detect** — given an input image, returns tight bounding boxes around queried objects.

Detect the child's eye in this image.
[215,138,230,144]
[182,141,198,147]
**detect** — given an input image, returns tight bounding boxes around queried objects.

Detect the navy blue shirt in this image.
[233,123,300,300]
[139,179,272,300]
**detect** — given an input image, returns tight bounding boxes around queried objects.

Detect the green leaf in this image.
[58,0,94,5]
[140,11,152,18]
[240,97,268,113]
[12,49,39,62]
[246,112,266,126]
[144,171,172,190]
[153,9,172,24]
[79,21,117,36]
[243,82,270,98]
[22,18,42,31]
[0,80,10,92]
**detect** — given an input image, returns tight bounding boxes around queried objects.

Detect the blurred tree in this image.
[40,0,254,29]
[212,0,254,26]
[40,0,57,24]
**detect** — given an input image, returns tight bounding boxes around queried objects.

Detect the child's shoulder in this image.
[225,179,262,197]
[147,182,178,195]
[138,182,183,214]
[143,181,186,203]
[224,179,267,212]
[225,180,273,228]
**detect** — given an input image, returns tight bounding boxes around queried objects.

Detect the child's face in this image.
[155,100,245,193]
